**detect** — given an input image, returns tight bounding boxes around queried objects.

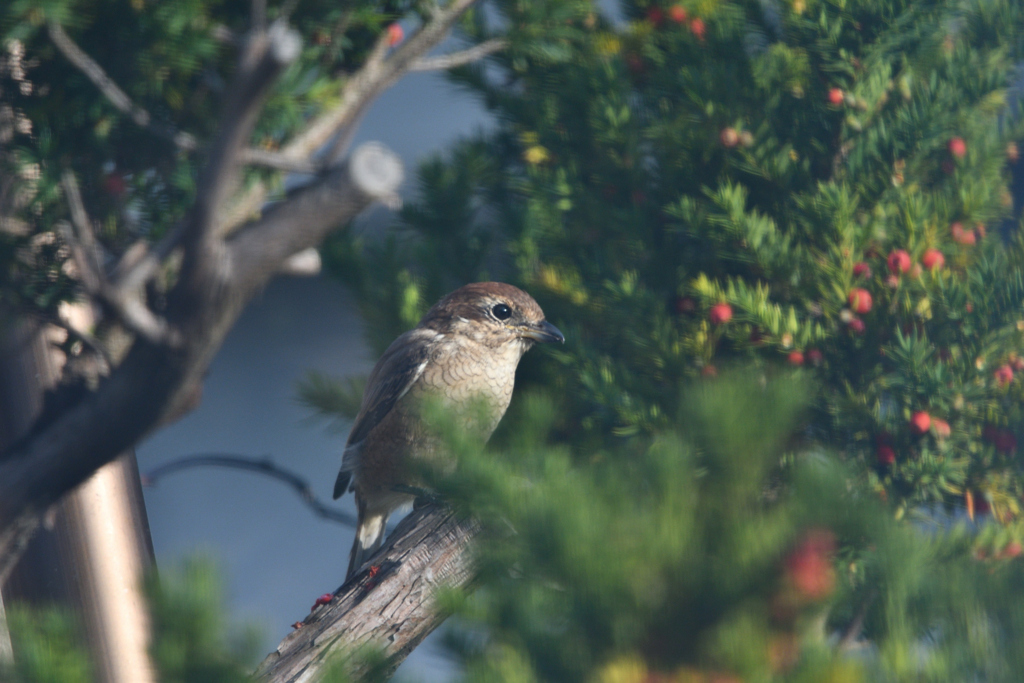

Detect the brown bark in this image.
[255,505,479,683]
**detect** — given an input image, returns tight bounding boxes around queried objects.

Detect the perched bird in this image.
[335,282,564,579]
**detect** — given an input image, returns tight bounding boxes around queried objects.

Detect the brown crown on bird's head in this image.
[418,282,564,347]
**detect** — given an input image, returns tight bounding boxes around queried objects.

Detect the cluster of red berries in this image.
[647,5,706,40]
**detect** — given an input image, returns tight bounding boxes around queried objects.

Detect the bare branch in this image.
[409,38,508,72]
[183,21,301,256]
[255,504,479,683]
[0,142,403,574]
[222,0,485,231]
[48,21,313,175]
[58,171,103,292]
[141,453,357,527]
[238,148,322,175]
[229,142,402,288]
[47,22,198,151]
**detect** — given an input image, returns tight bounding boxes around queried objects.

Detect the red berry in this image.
[876,444,896,466]
[921,248,945,271]
[827,88,845,106]
[673,296,697,314]
[103,173,127,197]
[689,17,705,40]
[932,418,951,439]
[785,529,836,600]
[788,350,805,366]
[948,137,967,159]
[709,302,733,325]
[720,127,739,147]
[1002,541,1023,559]
[994,431,1018,454]
[910,411,932,434]
[848,288,872,314]
[951,222,976,245]
[852,261,871,278]
[994,364,1014,386]
[701,364,718,377]
[669,4,688,22]
[647,6,665,25]
[848,317,866,335]
[887,249,911,274]
[386,23,404,46]
[807,348,823,366]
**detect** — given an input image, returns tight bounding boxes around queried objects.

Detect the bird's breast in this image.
[417,338,524,430]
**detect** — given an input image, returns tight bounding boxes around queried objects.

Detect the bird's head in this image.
[419,282,564,350]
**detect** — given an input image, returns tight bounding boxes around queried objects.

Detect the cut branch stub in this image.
[255,504,479,683]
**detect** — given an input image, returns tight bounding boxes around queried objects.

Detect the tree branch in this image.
[58,170,179,346]
[183,21,300,255]
[141,453,357,527]
[409,38,508,72]
[47,22,198,152]
[223,0,485,231]
[255,504,479,683]
[48,21,318,175]
[0,140,403,579]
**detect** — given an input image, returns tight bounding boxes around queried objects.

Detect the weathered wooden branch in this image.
[409,38,508,72]
[255,504,479,683]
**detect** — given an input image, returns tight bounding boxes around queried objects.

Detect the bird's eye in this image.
[492,303,512,320]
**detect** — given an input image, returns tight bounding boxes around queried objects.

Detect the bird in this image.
[335,282,564,580]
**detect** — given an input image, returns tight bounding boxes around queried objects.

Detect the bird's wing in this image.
[333,328,437,499]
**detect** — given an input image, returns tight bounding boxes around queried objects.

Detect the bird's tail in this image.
[346,511,388,580]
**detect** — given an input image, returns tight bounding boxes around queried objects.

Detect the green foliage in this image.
[329,0,1024,517]
[0,0,415,324]
[429,375,1024,682]
[1,605,92,683]
[1,559,260,683]
[145,558,260,683]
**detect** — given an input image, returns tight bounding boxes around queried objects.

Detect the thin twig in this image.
[409,38,508,71]
[48,21,312,175]
[59,172,104,292]
[59,171,180,346]
[142,453,357,527]
[48,23,198,151]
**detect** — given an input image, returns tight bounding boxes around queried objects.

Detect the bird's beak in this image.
[520,320,565,344]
